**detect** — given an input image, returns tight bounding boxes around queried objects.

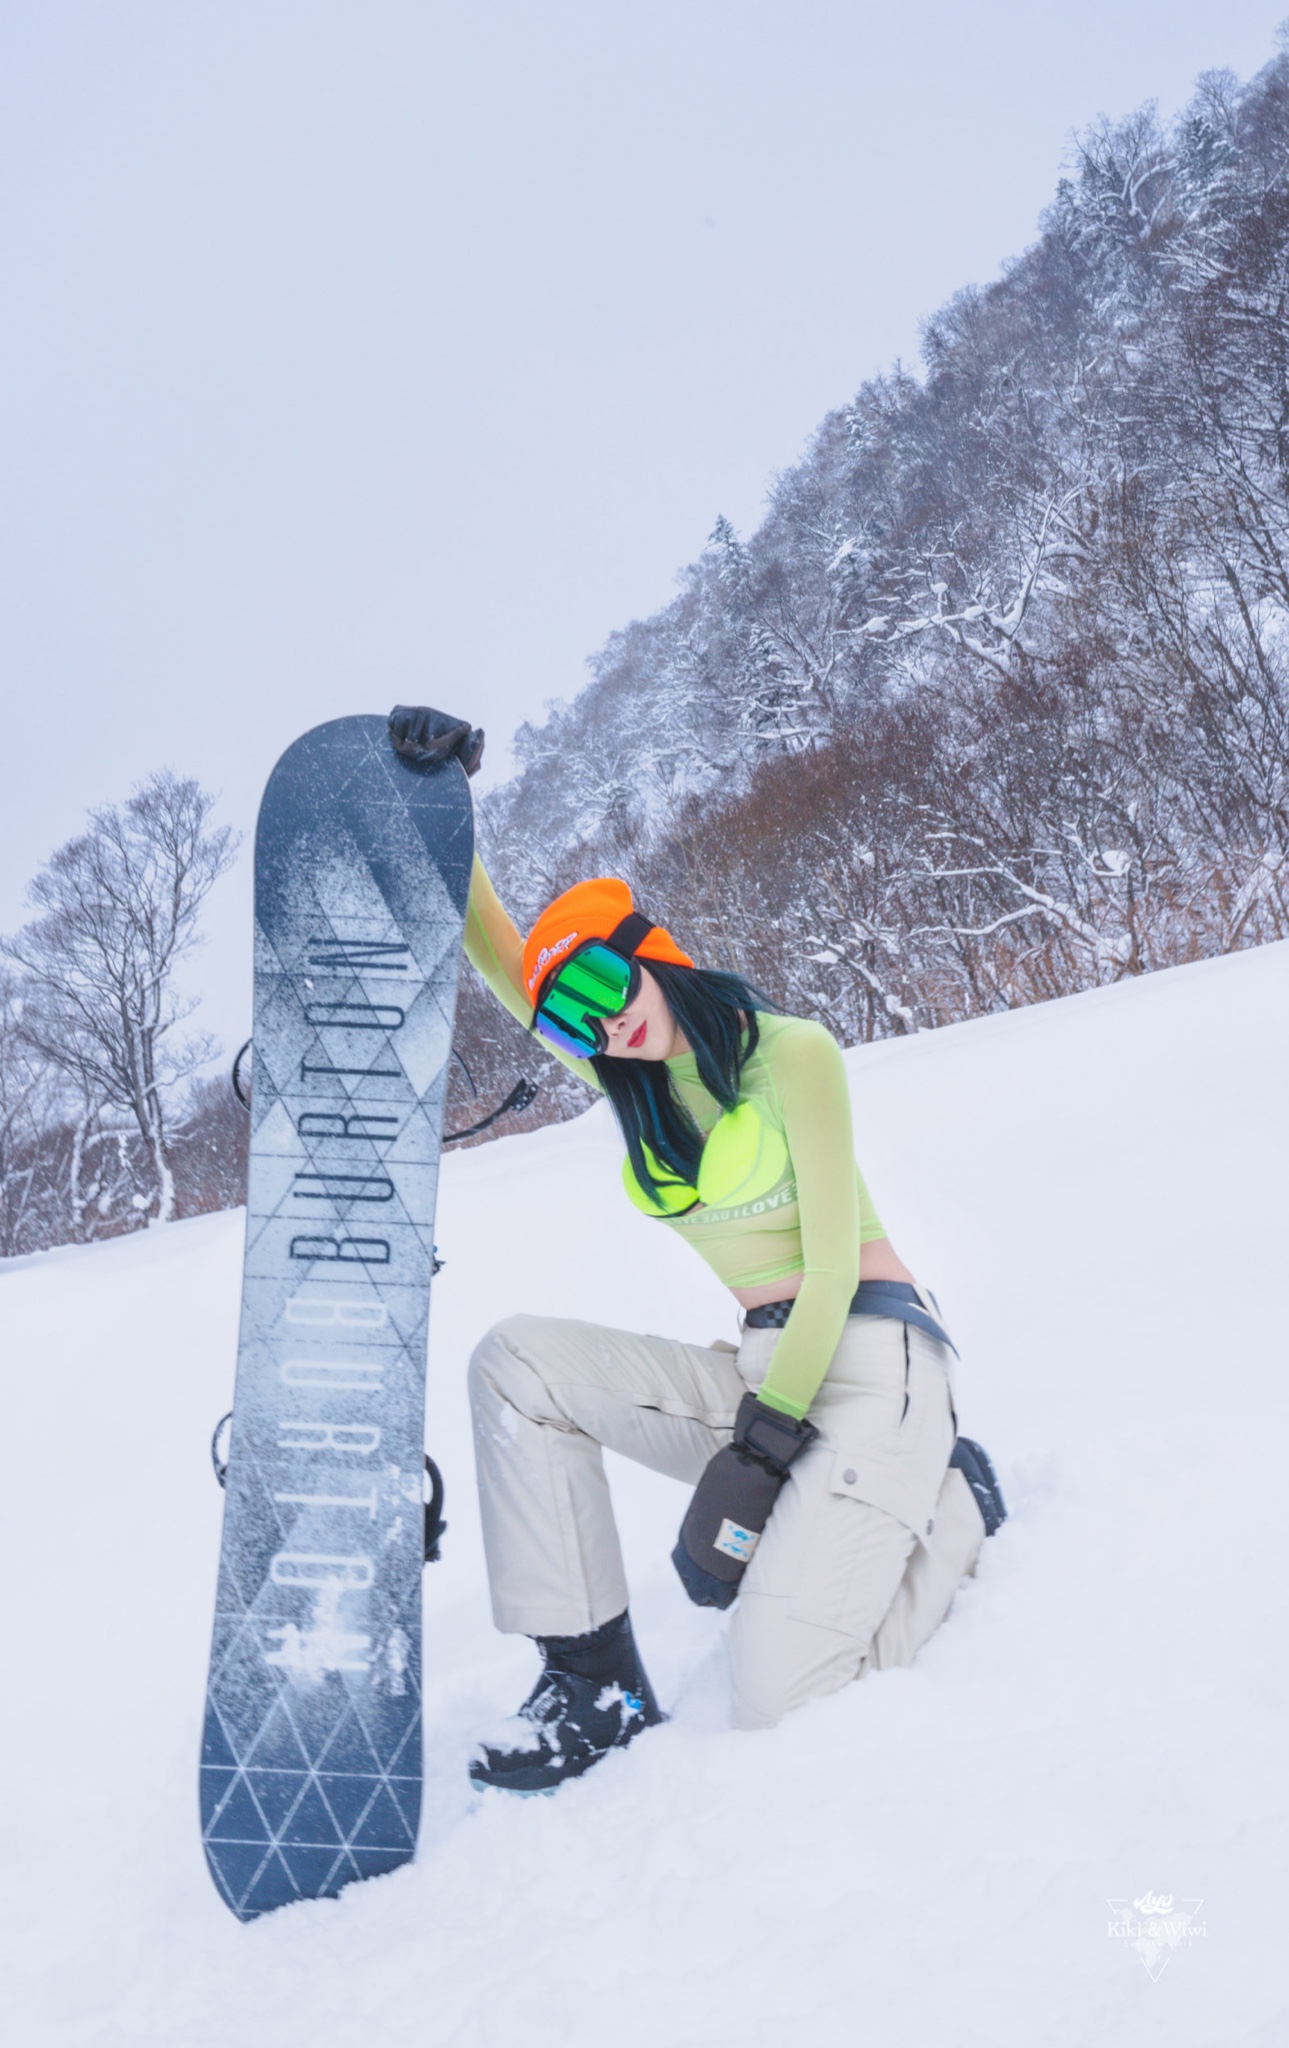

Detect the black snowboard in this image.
[200,716,472,1920]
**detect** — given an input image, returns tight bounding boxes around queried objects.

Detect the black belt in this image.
[743,1280,958,1356]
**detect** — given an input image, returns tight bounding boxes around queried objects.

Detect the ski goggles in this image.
[531,941,641,1058]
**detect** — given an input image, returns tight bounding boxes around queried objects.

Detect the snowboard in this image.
[200,715,473,1921]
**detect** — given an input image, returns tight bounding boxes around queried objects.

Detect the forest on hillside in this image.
[5,42,1289,1250]
[456,42,1289,1130]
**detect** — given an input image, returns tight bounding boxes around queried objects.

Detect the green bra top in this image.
[463,854,886,1419]
[621,1100,790,1217]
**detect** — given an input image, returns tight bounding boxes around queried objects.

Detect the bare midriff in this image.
[732,1234,915,1312]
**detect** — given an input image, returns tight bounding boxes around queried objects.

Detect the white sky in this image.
[2,0,1285,1060]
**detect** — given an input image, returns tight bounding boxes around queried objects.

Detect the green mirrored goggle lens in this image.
[534,943,637,1055]
[532,1011,599,1058]
[555,945,635,1011]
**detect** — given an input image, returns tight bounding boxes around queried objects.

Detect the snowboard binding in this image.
[211,1411,448,1563]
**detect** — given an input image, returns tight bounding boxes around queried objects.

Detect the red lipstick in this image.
[628,1021,647,1049]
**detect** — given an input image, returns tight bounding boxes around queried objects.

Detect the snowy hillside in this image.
[3,943,1287,2048]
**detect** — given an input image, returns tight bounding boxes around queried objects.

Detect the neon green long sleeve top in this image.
[463,855,887,1418]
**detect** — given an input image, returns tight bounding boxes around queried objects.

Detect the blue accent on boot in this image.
[467,1612,663,1795]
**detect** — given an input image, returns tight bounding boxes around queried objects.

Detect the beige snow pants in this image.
[468,1310,984,1730]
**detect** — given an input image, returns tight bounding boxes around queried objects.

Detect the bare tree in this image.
[4,773,238,1223]
[0,968,62,1255]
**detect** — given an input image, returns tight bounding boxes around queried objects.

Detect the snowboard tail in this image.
[200,717,472,1920]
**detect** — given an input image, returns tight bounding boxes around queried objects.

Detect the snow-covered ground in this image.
[3,943,1287,2047]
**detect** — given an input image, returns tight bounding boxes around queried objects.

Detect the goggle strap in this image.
[604,911,655,959]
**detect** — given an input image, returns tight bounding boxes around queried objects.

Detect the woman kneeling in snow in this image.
[391,708,1005,1795]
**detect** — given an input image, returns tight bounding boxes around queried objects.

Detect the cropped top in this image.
[463,855,887,1418]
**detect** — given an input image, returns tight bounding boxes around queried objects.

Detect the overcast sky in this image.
[2,0,1285,1059]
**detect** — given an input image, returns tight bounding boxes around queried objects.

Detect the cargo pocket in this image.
[746,1318,956,1640]
[826,1446,929,1537]
[779,1454,918,1641]
[822,1338,956,1554]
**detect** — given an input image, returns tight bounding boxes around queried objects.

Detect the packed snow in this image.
[3,943,1287,2047]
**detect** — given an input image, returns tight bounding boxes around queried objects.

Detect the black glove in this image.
[388,705,485,776]
[672,1392,819,1609]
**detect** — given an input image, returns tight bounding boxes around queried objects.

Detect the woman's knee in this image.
[728,1595,865,1731]
[468,1314,571,1428]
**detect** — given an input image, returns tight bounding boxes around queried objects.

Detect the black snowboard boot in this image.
[468,1611,664,1795]
[949,1436,1008,1536]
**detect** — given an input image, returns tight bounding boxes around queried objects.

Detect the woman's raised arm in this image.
[464,856,601,1091]
[387,704,599,1089]
[464,855,531,1027]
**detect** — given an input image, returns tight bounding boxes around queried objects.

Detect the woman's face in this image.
[599,963,688,1062]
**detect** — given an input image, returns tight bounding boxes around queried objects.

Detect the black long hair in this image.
[590,959,777,1205]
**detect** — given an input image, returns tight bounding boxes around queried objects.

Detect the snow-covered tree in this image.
[4,773,238,1223]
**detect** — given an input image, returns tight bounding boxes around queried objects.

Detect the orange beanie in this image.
[522,877,694,1006]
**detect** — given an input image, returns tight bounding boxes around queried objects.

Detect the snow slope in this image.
[2,942,1287,2048]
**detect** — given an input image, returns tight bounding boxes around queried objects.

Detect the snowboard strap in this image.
[444,1077,539,1144]
[423,1455,447,1562]
[211,1410,232,1488]
[232,1039,536,1146]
